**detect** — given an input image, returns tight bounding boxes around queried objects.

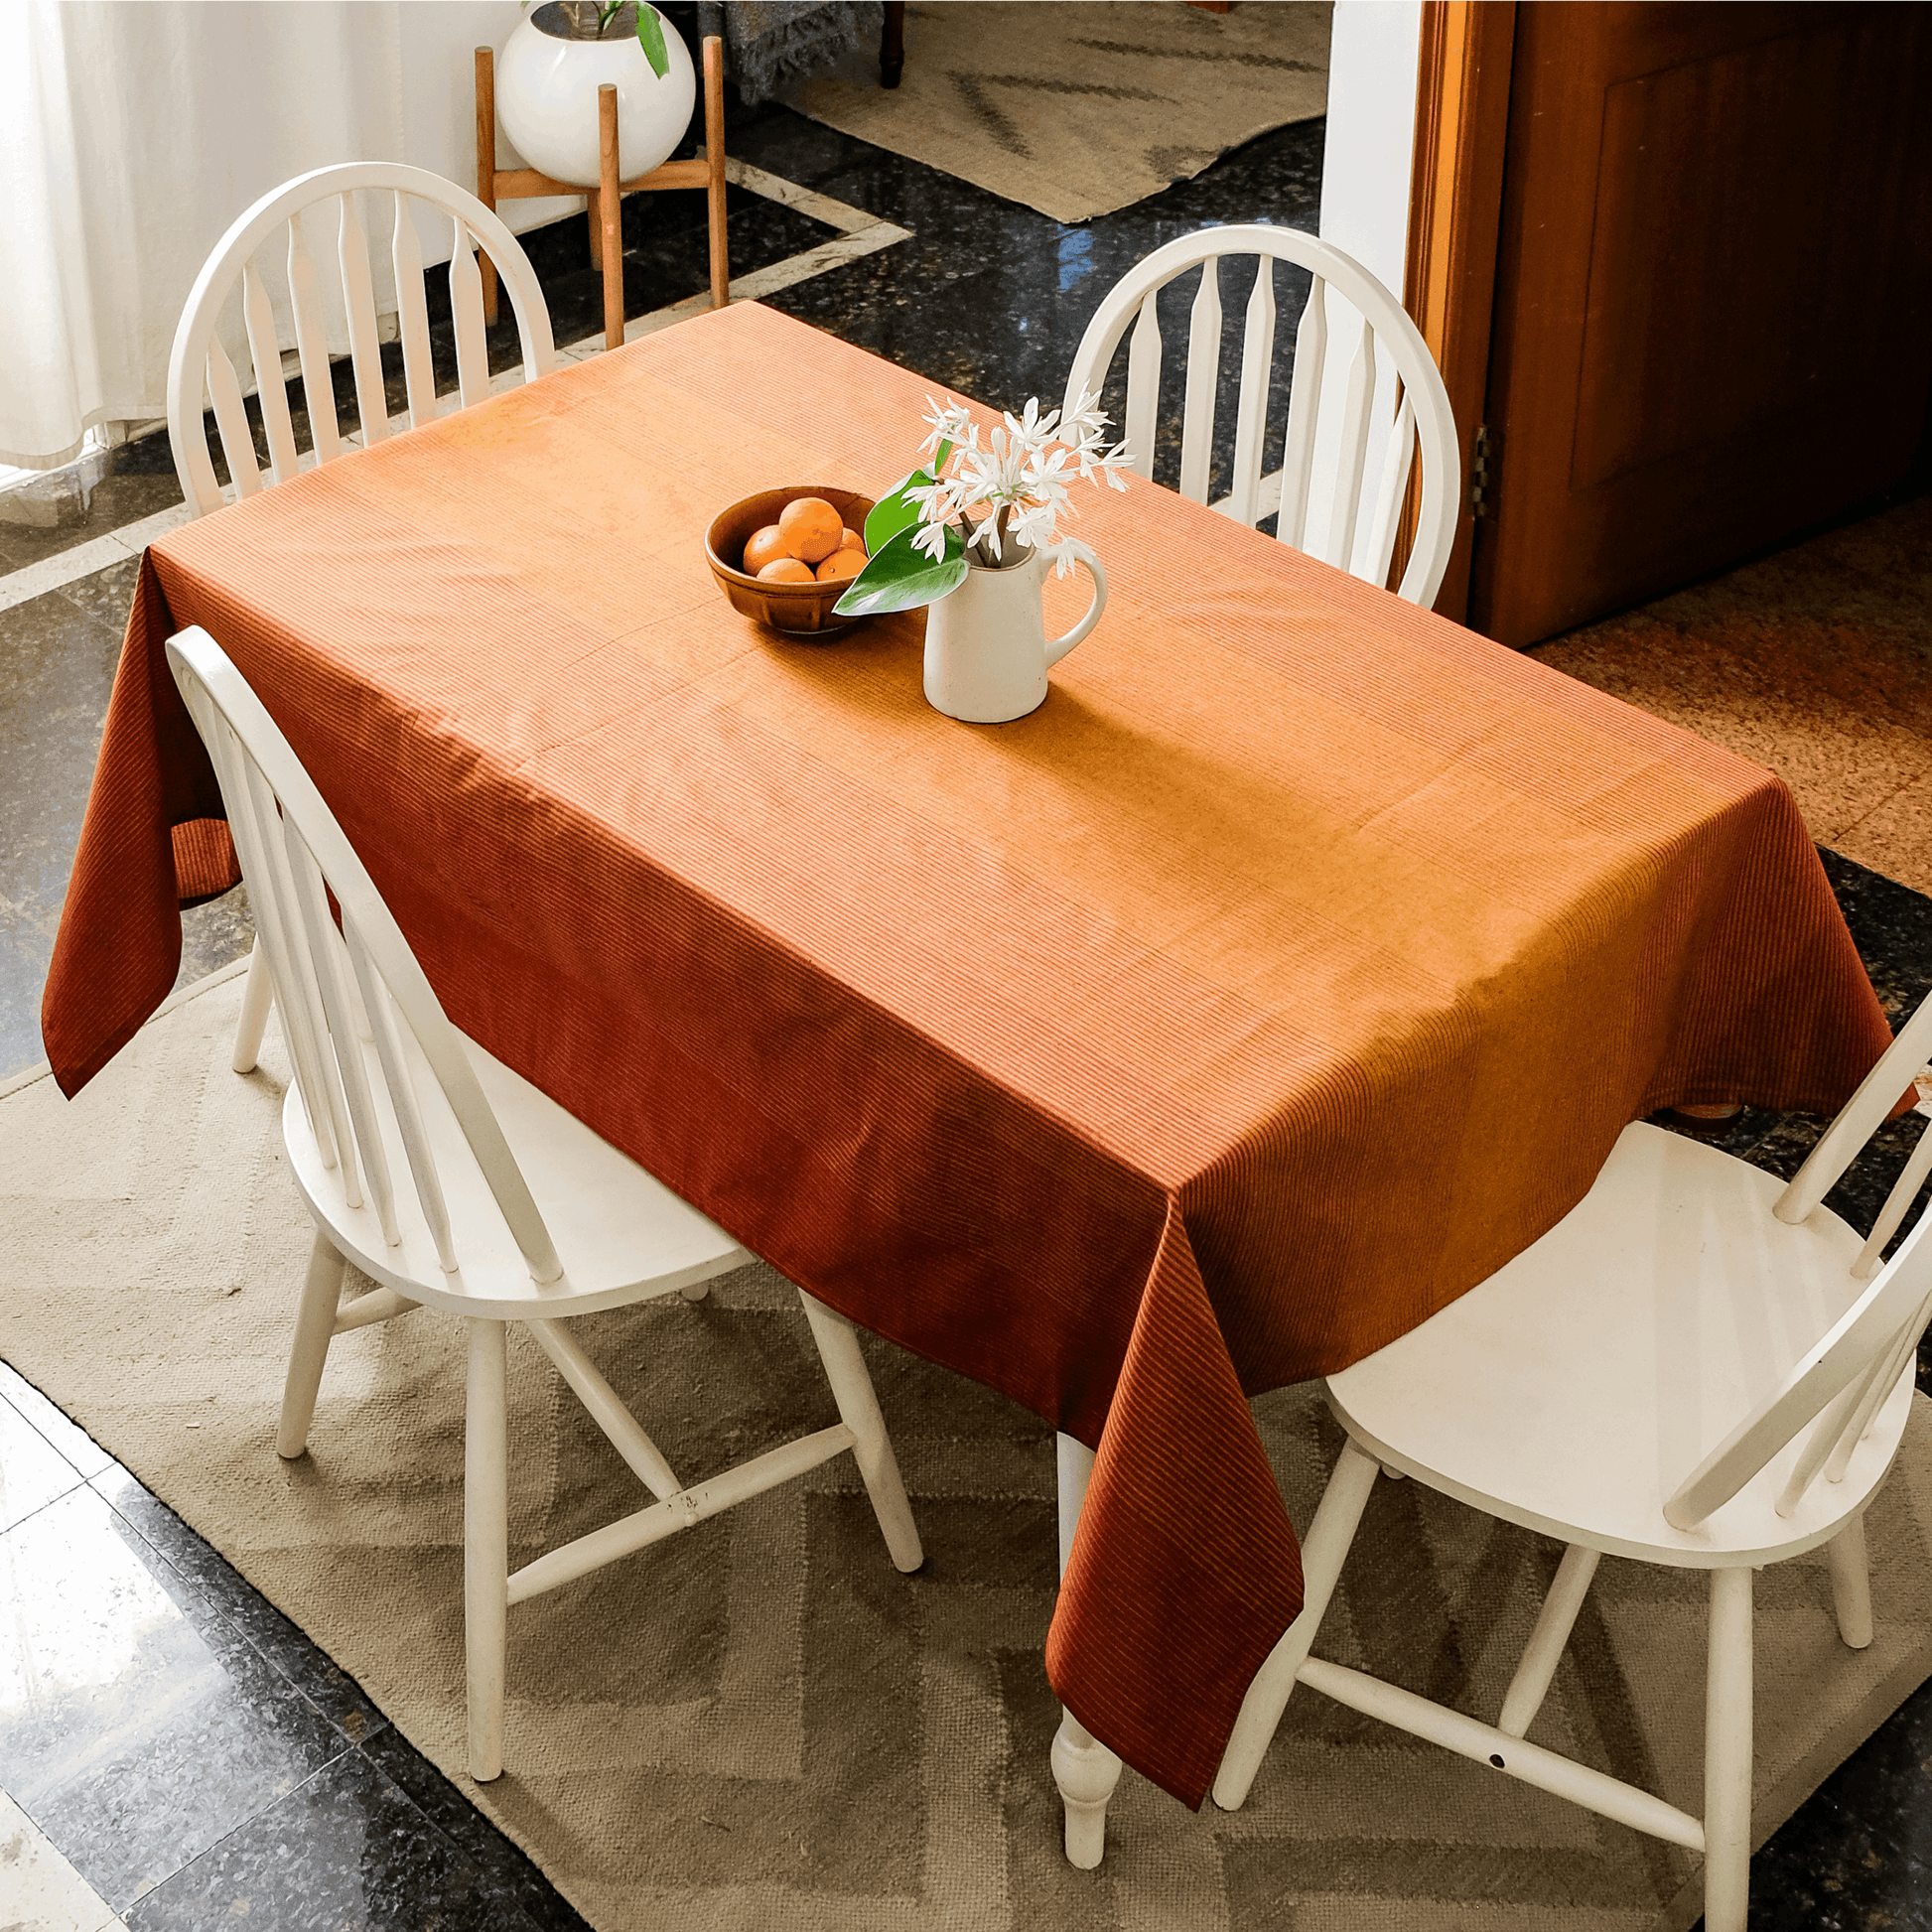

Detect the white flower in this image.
[899,390,1133,562]
[918,394,976,463]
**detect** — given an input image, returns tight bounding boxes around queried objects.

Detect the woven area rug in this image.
[6,965,1932,1930]
[781,1,1331,224]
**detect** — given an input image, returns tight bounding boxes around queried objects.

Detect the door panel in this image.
[1470,3,1932,647]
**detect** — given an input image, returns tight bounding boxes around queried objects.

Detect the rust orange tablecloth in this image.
[44,302,1894,1807]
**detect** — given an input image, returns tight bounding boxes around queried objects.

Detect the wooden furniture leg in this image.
[881,2,905,86]
[599,82,622,349]
[1051,1433,1123,1867]
[476,48,499,325]
[704,36,728,308]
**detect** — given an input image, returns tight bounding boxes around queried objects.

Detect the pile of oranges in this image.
[743,496,867,586]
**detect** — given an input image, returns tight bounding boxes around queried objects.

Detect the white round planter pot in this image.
[495,2,695,189]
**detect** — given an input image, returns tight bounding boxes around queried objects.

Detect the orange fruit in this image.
[757,557,816,584]
[778,496,844,564]
[742,524,788,575]
[839,527,866,554]
[815,549,865,583]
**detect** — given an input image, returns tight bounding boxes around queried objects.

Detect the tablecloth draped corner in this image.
[1047,1198,1304,1810]
[40,550,233,1098]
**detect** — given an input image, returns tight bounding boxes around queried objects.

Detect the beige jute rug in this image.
[782,2,1332,224]
[6,965,1932,1929]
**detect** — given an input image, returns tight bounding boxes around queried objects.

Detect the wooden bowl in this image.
[704,486,878,637]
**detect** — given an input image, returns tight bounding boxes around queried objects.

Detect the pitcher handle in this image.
[1043,540,1107,669]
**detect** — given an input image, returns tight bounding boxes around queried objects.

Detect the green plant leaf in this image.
[634,3,669,75]
[833,524,967,618]
[863,468,936,556]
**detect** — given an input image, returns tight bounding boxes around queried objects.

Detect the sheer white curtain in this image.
[0,0,548,471]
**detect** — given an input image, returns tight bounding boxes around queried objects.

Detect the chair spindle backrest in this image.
[1060,224,1458,609]
[169,163,556,520]
[165,625,564,1287]
[1663,992,1932,1530]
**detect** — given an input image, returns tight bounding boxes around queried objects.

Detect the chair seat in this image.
[283,1026,749,1319]
[1325,1122,1915,1567]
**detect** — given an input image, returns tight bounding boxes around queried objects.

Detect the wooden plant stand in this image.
[475,33,728,352]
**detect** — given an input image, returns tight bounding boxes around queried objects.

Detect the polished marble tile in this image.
[121,1745,558,1932]
[51,555,143,635]
[736,103,1327,481]
[1735,1814,1932,1931]
[0,1359,116,1482]
[0,469,184,577]
[0,1789,124,1932]
[1819,849,1932,1034]
[527,182,840,354]
[0,1388,88,1534]
[0,1484,346,1909]
[359,1727,595,1932]
[89,1463,386,1750]
[1785,1676,1932,1882]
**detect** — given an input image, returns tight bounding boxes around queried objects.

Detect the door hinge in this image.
[1468,424,1495,519]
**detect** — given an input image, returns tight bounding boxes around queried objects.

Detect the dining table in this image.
[43,299,1895,1839]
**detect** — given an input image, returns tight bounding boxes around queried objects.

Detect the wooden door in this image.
[1467,3,1932,648]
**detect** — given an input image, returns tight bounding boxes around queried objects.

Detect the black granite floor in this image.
[2,89,1931,1932]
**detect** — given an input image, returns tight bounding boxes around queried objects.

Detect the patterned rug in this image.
[781,1,1331,223]
[4,960,1932,1930]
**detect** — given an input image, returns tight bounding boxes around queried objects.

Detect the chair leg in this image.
[1052,1709,1119,1870]
[795,1291,922,1573]
[276,1232,347,1458]
[1704,1566,1754,1932]
[1498,1543,1600,1738]
[1213,1434,1381,1811]
[1827,1514,1873,1650]
[467,1318,509,1782]
[1052,1433,1122,1870]
[231,935,274,1073]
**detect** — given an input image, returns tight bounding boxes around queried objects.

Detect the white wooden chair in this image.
[167,162,557,1082]
[1211,997,1932,1932]
[1060,224,1459,609]
[164,623,922,1782]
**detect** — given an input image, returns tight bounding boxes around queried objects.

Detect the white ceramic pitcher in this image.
[923,539,1107,724]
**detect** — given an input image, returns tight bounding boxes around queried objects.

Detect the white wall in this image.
[1317,0,1422,294]
[1303,0,1421,566]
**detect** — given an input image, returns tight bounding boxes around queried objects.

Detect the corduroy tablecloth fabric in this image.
[42,302,1895,1808]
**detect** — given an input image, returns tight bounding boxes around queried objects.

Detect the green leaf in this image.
[833,524,968,618]
[863,467,936,557]
[634,3,669,76]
